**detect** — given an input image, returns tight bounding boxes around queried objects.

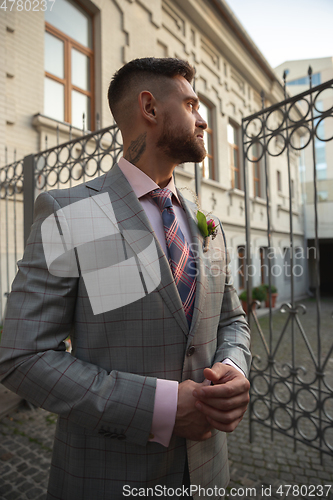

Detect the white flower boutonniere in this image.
[179,187,218,253]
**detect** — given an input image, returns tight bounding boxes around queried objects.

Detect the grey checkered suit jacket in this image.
[0,163,251,500]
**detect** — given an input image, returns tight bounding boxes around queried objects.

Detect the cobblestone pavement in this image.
[228,411,333,500]
[0,406,55,500]
[0,404,332,500]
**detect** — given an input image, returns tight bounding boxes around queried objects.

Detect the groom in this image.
[0,58,251,499]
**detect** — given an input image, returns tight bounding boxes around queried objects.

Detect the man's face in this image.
[156,76,207,164]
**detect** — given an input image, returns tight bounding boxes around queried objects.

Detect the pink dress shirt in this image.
[118,157,244,447]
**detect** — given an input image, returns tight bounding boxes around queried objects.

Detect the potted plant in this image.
[252,285,267,304]
[239,290,248,313]
[262,283,278,308]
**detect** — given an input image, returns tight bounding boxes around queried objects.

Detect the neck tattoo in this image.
[125,132,147,164]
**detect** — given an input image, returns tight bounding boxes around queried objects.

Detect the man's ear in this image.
[138,91,157,124]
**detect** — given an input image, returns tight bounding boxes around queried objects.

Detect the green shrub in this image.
[252,286,267,302]
[262,283,278,294]
[239,286,267,302]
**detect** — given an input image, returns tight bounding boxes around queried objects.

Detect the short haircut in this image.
[108,57,195,127]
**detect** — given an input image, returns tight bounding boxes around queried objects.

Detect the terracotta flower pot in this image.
[265,293,278,308]
[241,300,257,314]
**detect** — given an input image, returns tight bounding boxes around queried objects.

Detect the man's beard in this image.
[156,117,206,164]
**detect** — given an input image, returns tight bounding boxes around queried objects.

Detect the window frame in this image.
[228,122,241,190]
[253,159,261,198]
[252,140,262,198]
[283,247,291,282]
[260,247,268,285]
[199,97,215,181]
[45,11,95,130]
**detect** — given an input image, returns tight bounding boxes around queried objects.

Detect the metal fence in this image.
[0,124,123,322]
[242,70,333,459]
[0,156,24,322]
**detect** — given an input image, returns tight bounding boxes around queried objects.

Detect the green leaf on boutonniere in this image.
[196,210,208,237]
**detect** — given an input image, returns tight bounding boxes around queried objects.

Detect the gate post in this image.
[23,154,35,247]
[241,123,252,326]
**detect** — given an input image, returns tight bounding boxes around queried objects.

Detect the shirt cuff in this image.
[222,358,245,377]
[149,379,178,448]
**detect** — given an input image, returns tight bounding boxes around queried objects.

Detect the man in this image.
[0,58,251,499]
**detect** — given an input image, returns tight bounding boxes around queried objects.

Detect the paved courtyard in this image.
[0,297,332,499]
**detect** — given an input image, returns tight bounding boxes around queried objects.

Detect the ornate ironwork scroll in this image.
[0,124,123,323]
[34,124,123,192]
[242,70,333,458]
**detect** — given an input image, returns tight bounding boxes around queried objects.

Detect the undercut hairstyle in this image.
[108,57,195,128]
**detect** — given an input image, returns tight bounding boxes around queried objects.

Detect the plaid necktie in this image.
[150,188,196,327]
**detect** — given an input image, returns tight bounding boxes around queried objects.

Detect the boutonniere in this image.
[178,187,218,253]
[196,211,218,252]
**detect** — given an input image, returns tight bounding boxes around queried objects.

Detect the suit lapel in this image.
[177,191,209,340]
[86,164,189,337]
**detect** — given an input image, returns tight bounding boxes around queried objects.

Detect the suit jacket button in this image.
[187,346,195,356]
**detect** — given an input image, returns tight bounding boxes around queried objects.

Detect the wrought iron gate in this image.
[242,69,333,458]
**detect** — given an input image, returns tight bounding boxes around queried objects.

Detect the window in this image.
[315,101,327,180]
[284,247,303,281]
[228,123,241,189]
[44,0,94,130]
[277,170,282,192]
[283,247,291,282]
[260,247,268,285]
[286,73,321,86]
[318,191,328,202]
[291,179,295,199]
[294,247,303,281]
[238,246,245,289]
[199,100,215,180]
[252,142,262,198]
[260,247,273,285]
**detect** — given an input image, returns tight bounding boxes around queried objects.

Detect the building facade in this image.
[0,0,307,319]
